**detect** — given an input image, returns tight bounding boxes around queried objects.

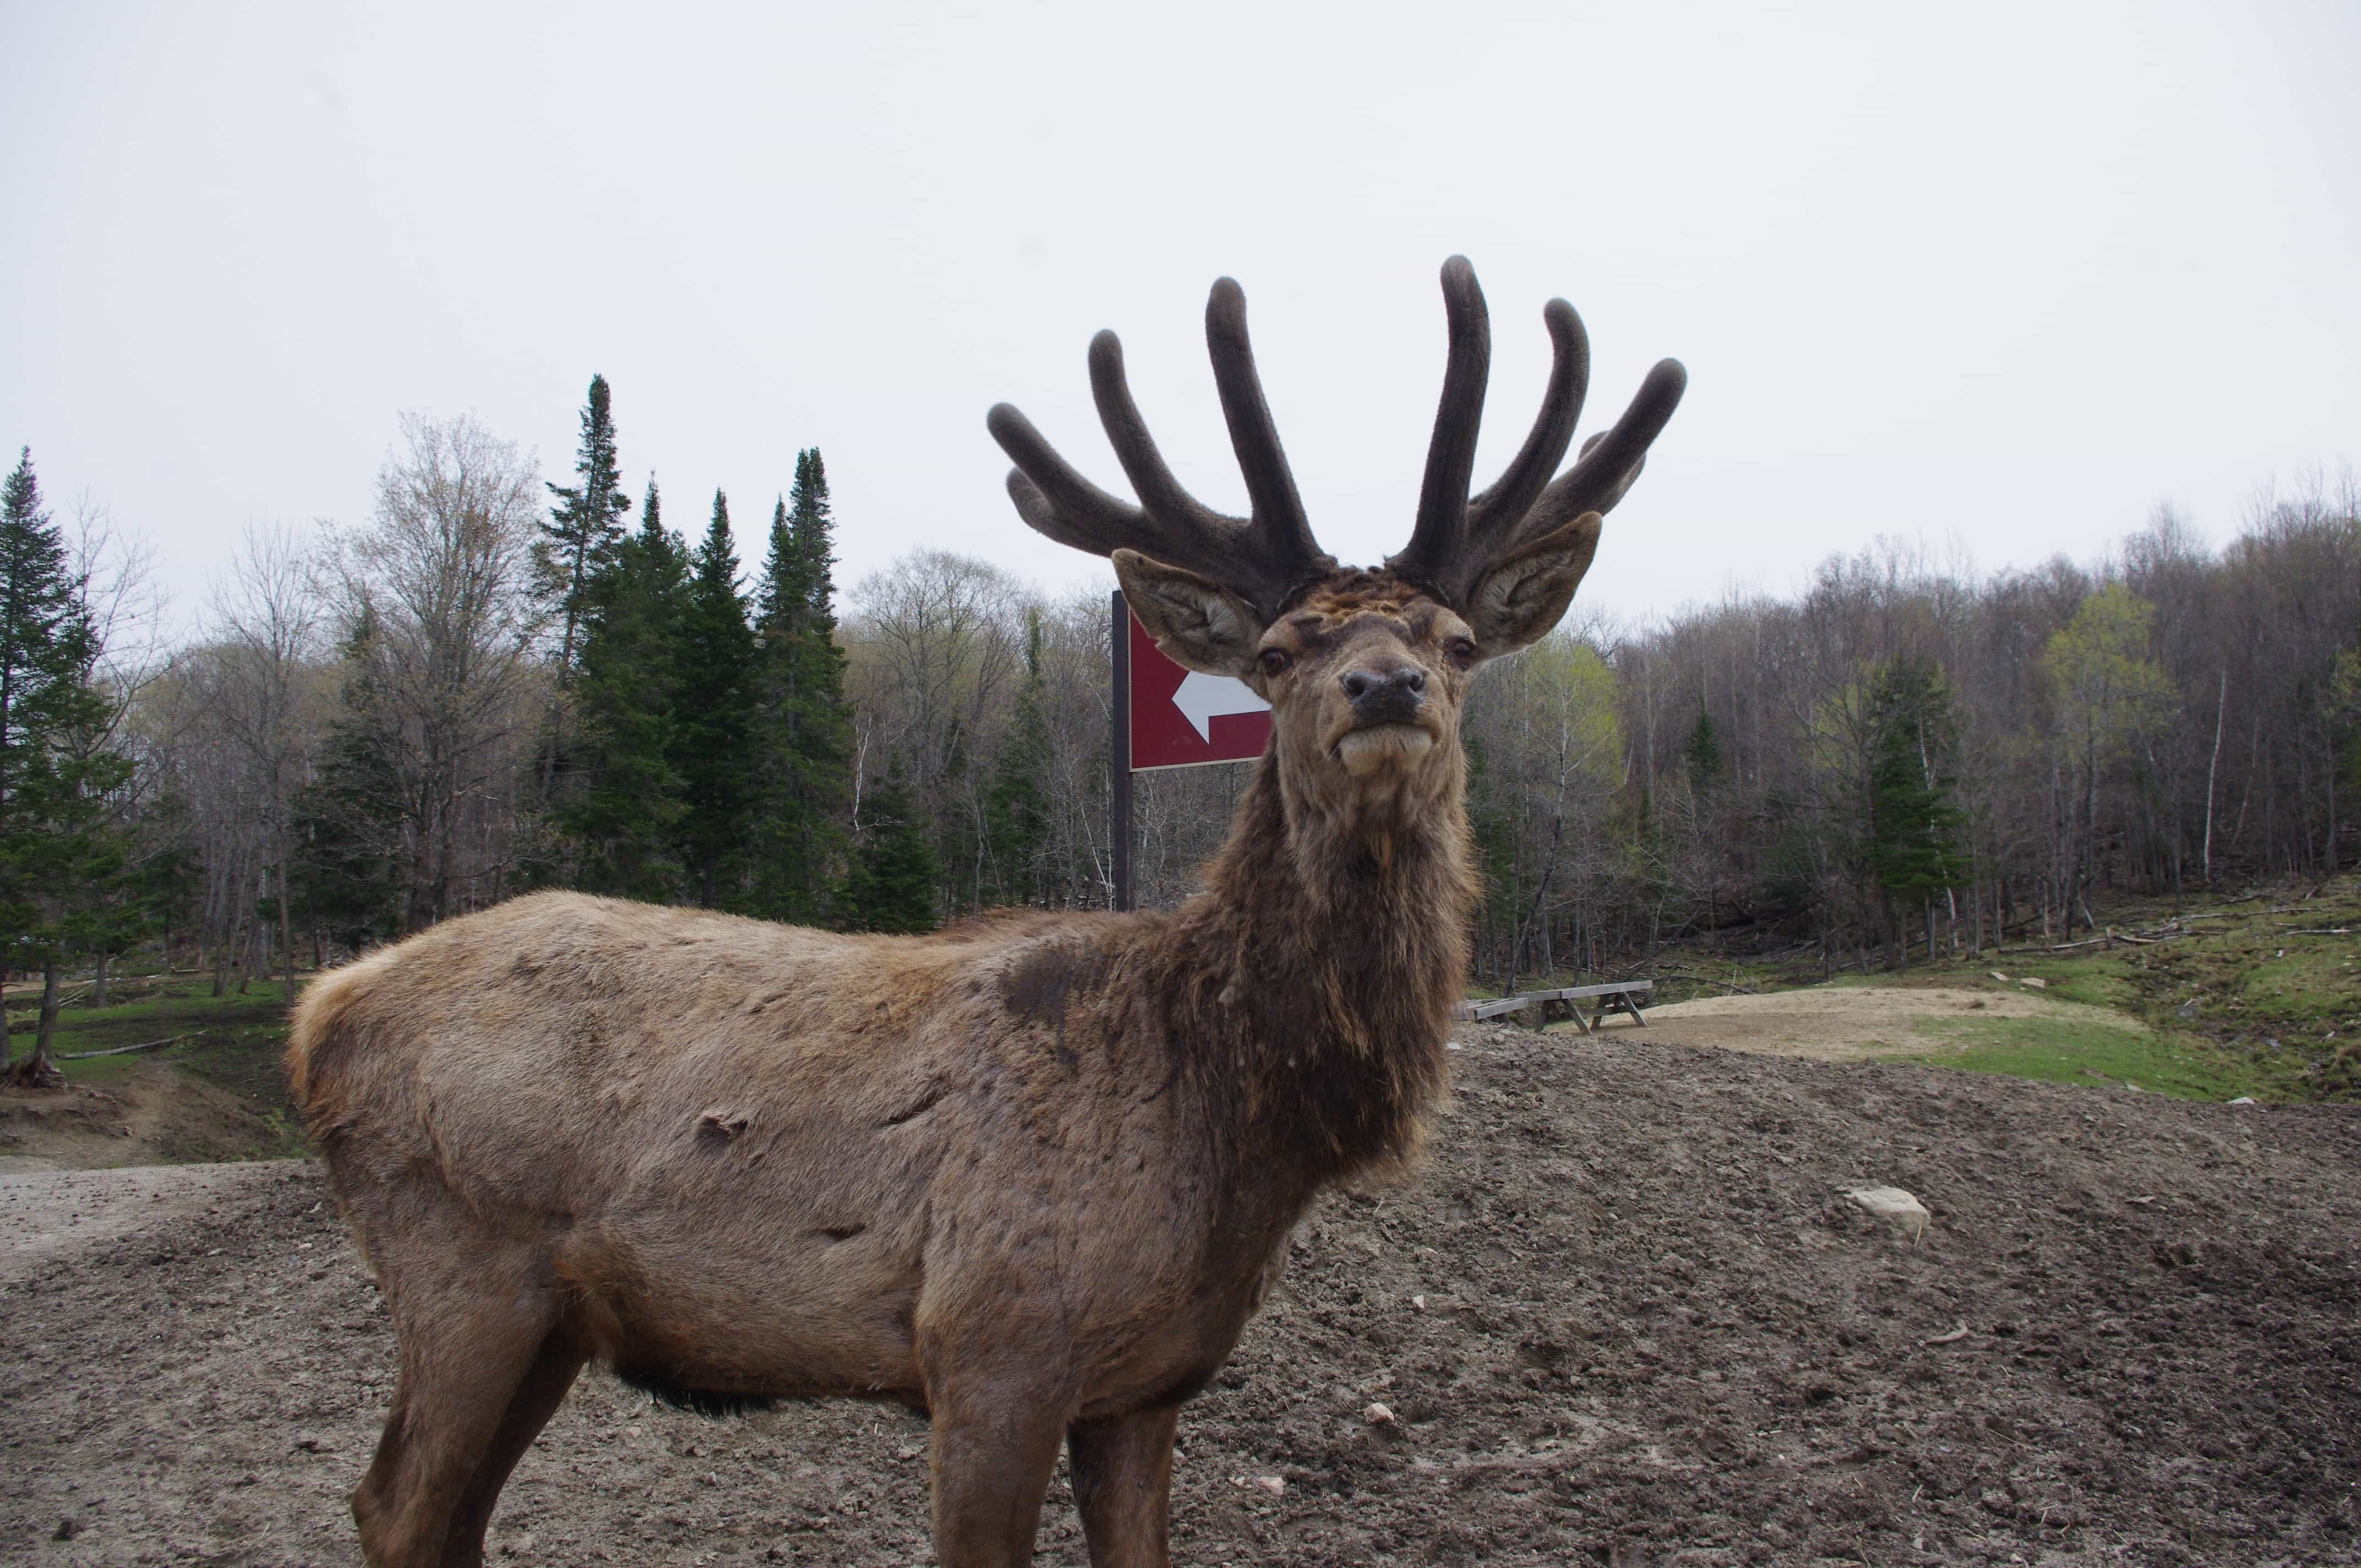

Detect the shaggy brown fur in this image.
[291,259,1679,1568]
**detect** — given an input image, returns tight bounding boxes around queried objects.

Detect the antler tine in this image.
[1086,330,1222,537]
[1203,279,1324,573]
[1388,258,1493,593]
[985,403,1151,557]
[1463,297,1590,553]
[989,280,1339,620]
[1508,357,1688,546]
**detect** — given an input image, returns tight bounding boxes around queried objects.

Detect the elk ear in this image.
[1464,513,1603,658]
[1113,548,1265,678]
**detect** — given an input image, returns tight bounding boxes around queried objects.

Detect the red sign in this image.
[1126,608,1272,771]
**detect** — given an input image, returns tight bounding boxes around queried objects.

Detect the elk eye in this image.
[1446,636,1477,668]
[1258,647,1292,677]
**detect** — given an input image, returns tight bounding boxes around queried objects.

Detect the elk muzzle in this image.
[1334,660,1437,775]
[1340,663,1427,725]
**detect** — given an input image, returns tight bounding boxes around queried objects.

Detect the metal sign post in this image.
[1111,588,1134,912]
[1110,589,1274,913]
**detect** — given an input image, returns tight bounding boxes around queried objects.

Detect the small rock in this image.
[1988,971,2009,982]
[2228,1096,2257,1105]
[1410,1294,1426,1310]
[1843,1185,1931,1242]
[1256,1475,1286,1495]
[53,1517,79,1542]
[1364,1401,1396,1425]
[2019,977,2047,989]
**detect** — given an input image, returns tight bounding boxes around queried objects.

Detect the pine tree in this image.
[290,602,407,954]
[1866,657,1972,963]
[560,480,688,899]
[1683,706,1723,793]
[0,449,83,822]
[668,489,758,907]
[746,449,853,923]
[837,759,939,934]
[0,449,134,1081]
[539,375,632,680]
[984,609,1052,905]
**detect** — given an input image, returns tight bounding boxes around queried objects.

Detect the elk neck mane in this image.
[1123,703,1477,1188]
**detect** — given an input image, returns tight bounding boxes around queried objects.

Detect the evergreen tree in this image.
[538,375,632,680]
[836,759,939,934]
[667,490,758,907]
[984,609,1052,905]
[560,480,688,899]
[1683,706,1723,793]
[746,449,853,923]
[0,449,134,1081]
[290,602,407,953]
[0,449,84,824]
[1865,657,1972,962]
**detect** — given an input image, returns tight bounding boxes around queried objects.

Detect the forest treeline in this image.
[1,380,2355,1079]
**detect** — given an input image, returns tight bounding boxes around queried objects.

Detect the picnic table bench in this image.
[1455,980,1653,1033]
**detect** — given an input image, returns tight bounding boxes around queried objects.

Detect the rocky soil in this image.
[3,1027,2355,1566]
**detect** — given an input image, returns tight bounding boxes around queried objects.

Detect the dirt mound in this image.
[4,1031,2355,1565]
[0,1064,283,1170]
[1640,984,2140,1062]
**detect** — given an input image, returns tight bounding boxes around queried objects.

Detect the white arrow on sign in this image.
[1172,669,1271,742]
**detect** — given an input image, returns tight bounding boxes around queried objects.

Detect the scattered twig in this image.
[1923,1322,1971,1346]
[57,1032,204,1061]
[2282,927,2352,937]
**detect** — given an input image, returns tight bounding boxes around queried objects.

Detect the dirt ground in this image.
[3,1027,2356,1567]
[1636,986,2140,1062]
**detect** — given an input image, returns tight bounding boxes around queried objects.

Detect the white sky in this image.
[4,0,2357,626]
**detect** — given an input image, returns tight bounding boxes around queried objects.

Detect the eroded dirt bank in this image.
[2,1029,2355,1566]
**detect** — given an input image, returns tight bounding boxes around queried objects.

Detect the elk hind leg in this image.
[1069,1404,1179,1568]
[352,1270,566,1568]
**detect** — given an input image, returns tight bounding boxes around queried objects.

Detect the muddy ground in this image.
[2,1026,2355,1567]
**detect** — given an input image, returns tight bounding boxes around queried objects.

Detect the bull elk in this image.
[289,257,1684,1567]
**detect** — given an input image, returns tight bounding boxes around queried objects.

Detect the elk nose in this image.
[1340,664,1427,722]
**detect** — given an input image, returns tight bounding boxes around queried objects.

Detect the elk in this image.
[287,256,1684,1568]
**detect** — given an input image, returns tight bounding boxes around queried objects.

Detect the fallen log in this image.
[57,1032,204,1061]
[1651,972,1762,995]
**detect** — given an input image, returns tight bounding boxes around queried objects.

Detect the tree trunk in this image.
[11,960,69,1088]
[93,951,111,1009]
[277,848,296,995]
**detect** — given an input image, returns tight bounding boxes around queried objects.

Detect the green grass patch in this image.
[1883,1012,2272,1102]
[10,973,303,1124]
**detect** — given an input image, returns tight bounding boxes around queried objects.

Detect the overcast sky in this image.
[4,0,2356,628]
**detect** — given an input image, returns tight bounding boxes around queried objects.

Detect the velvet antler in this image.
[1385,257,1686,608]
[987,279,1339,623]
[990,259,1682,621]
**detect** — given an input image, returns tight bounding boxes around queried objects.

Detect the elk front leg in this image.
[1069,1404,1179,1568]
[923,1361,1078,1567]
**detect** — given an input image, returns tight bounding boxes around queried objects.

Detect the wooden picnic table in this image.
[1456,980,1653,1033]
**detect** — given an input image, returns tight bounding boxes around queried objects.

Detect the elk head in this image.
[987,258,1684,838]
